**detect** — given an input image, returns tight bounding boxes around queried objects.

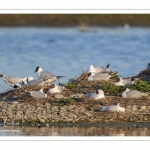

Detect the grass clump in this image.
[64,82,77,89]
[101,82,124,95]
[126,80,150,92]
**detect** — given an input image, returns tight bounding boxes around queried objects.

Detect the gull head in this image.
[49,84,55,89]
[34,66,42,73]
[96,89,104,95]
[88,72,95,77]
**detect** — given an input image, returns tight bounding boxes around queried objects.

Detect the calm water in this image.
[0,27,150,136]
[0,124,150,136]
[0,27,150,93]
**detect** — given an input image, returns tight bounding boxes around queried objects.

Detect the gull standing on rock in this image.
[34,66,65,84]
[88,64,110,73]
[27,88,47,98]
[114,77,135,86]
[101,103,125,112]
[83,89,105,100]
[121,88,148,98]
[47,83,65,94]
[0,74,27,87]
[88,72,117,81]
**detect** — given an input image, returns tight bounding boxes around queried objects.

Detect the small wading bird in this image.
[27,88,47,99]
[82,89,105,100]
[0,74,27,87]
[34,66,65,84]
[47,83,65,94]
[88,71,117,81]
[101,103,125,112]
[88,64,110,73]
[121,88,148,98]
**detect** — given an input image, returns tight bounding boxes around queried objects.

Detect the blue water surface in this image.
[0,27,150,92]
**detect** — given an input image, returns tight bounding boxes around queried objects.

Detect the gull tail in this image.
[56,76,65,80]
[58,82,65,86]
[106,64,110,68]
[0,74,4,77]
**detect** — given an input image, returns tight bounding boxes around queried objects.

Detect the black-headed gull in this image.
[34,66,65,84]
[101,103,125,112]
[83,89,105,100]
[147,63,150,70]
[27,88,47,98]
[26,76,45,87]
[47,83,65,94]
[88,72,117,81]
[121,88,148,98]
[114,77,135,86]
[0,74,27,87]
[88,64,110,73]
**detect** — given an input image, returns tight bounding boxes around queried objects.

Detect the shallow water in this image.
[0,27,150,93]
[0,124,150,136]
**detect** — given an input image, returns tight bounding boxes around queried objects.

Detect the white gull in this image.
[34,66,65,84]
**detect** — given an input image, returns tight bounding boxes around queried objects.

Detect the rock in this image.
[51,106,59,112]
[132,105,137,111]
[144,117,148,121]
[141,106,147,111]
[54,94,64,99]
[12,101,19,105]
[45,103,51,106]
[37,107,42,110]
[70,93,84,98]
[39,118,46,123]
[147,106,150,110]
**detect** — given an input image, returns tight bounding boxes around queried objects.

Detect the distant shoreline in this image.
[1,14,150,26]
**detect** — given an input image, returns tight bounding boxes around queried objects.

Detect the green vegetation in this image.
[126,80,150,93]
[1,14,150,26]
[101,82,124,95]
[64,82,77,89]
[101,80,150,96]
[52,98,76,106]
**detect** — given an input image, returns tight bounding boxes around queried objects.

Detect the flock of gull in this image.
[0,63,150,112]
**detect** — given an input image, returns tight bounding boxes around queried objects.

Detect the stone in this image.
[132,105,137,111]
[12,101,19,105]
[54,94,64,99]
[144,117,148,121]
[70,93,84,98]
[37,107,42,110]
[141,106,147,111]
[45,103,51,106]
[147,106,150,110]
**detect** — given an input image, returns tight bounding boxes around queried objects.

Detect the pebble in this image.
[70,93,84,98]
[54,94,64,99]
[0,101,149,125]
[141,105,147,111]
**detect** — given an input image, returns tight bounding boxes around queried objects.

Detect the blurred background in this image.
[0,14,150,92]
